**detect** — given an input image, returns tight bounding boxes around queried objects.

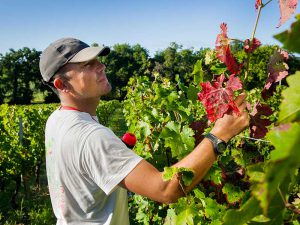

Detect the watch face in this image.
[217,142,227,153]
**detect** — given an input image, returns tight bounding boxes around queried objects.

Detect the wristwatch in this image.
[205,133,227,155]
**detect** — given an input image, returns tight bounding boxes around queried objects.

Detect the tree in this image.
[0,48,41,104]
[153,42,208,84]
[99,43,151,100]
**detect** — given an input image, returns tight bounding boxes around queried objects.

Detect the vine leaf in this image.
[222,183,244,204]
[160,122,195,159]
[274,14,300,53]
[277,0,298,28]
[192,59,204,85]
[176,207,196,225]
[264,49,289,90]
[248,102,273,138]
[243,38,261,53]
[215,23,242,74]
[197,74,242,122]
[223,197,261,225]
[204,198,226,221]
[261,123,300,214]
[162,167,194,186]
[203,163,222,185]
[189,119,208,145]
[268,123,296,162]
[278,72,300,123]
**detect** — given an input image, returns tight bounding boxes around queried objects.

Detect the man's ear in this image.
[53,78,68,92]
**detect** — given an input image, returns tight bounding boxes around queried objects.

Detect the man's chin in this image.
[100,84,112,97]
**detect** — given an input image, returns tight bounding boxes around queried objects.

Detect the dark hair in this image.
[43,65,70,96]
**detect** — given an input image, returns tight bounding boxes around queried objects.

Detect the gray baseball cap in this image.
[39,37,110,82]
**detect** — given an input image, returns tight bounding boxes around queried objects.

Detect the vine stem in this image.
[277,186,300,215]
[230,38,244,43]
[263,0,274,7]
[236,135,270,143]
[244,2,263,81]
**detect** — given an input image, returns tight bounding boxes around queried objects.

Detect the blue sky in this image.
[0,0,299,56]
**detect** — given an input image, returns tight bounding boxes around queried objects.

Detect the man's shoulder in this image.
[46,110,110,140]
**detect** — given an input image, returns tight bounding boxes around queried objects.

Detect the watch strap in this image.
[205,133,227,155]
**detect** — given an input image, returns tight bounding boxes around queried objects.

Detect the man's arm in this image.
[119,93,249,204]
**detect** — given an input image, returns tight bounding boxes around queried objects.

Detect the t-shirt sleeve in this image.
[80,127,143,195]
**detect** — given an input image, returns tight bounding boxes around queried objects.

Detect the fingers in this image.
[235,93,247,106]
[240,112,250,130]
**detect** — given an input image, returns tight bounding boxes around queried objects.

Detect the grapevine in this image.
[124,1,300,224]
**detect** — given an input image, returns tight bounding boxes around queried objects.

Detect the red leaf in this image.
[264,49,289,90]
[215,23,241,75]
[216,23,230,62]
[244,38,261,53]
[277,0,298,28]
[198,74,242,122]
[255,0,262,9]
[190,119,208,145]
[261,84,277,100]
[226,74,243,91]
[249,103,273,139]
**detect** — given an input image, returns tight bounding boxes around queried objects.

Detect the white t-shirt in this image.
[45,109,143,225]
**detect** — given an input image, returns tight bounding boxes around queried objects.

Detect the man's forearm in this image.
[173,138,216,192]
[162,137,217,201]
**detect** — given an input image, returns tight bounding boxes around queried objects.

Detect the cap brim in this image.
[68,46,110,63]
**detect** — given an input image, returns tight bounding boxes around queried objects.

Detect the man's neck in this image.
[60,98,99,116]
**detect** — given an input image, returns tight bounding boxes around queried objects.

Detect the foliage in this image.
[124,1,300,224]
[0,48,41,104]
[153,43,209,84]
[1,43,298,105]
[275,14,300,53]
[0,101,127,224]
[96,100,127,136]
[99,43,151,100]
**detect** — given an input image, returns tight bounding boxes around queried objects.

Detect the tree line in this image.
[0,42,299,104]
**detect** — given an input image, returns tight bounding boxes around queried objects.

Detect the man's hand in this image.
[210,93,249,142]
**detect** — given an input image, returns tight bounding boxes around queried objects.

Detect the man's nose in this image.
[96,63,106,72]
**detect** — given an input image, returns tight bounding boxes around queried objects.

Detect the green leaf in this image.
[164,208,176,225]
[179,168,194,186]
[274,14,300,54]
[192,59,204,85]
[267,123,300,163]
[187,85,200,102]
[167,91,179,103]
[247,123,300,218]
[203,163,222,185]
[210,220,222,225]
[267,123,300,162]
[222,183,244,204]
[223,197,261,225]
[204,198,226,220]
[162,167,177,181]
[258,123,300,214]
[160,122,195,159]
[176,207,195,225]
[162,167,194,186]
[278,72,300,123]
[251,214,270,222]
[138,121,152,138]
[210,64,227,75]
[247,163,265,183]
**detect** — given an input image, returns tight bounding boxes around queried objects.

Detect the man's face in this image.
[65,59,112,99]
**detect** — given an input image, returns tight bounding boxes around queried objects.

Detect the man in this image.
[40,37,249,225]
